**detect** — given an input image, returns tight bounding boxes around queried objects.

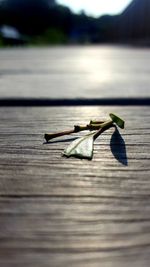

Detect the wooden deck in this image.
[0,46,150,266]
[0,105,150,267]
[0,46,150,100]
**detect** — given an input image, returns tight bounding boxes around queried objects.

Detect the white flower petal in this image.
[63,132,96,159]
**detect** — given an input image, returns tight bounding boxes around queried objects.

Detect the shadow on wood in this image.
[110,127,128,166]
[43,137,78,144]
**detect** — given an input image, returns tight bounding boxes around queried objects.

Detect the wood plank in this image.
[0,47,150,100]
[0,106,150,267]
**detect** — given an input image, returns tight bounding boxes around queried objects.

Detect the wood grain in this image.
[0,106,150,267]
[0,47,150,100]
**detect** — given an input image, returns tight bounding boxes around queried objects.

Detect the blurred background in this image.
[0,0,150,46]
[0,0,150,101]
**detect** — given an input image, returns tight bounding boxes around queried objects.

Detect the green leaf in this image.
[63,131,96,160]
[109,113,125,129]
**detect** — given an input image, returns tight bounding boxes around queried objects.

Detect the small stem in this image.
[44,129,75,142]
[90,120,105,125]
[94,120,113,140]
[44,122,105,142]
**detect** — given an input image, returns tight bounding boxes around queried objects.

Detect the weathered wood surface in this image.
[0,106,150,267]
[0,46,150,100]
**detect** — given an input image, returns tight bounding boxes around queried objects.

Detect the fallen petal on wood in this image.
[63,131,96,160]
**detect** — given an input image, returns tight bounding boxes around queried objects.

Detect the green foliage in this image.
[109,113,125,129]
[0,36,4,47]
[28,28,67,45]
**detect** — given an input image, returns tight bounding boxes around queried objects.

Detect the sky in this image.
[57,0,132,17]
